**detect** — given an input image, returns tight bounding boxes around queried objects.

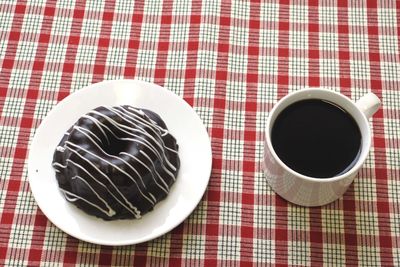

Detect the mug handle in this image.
[355,92,381,119]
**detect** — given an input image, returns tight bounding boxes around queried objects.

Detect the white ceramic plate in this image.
[28,80,212,246]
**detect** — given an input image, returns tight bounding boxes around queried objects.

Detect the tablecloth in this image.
[1,0,399,266]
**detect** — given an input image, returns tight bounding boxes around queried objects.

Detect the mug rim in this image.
[265,87,371,183]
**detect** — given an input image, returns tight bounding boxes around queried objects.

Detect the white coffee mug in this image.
[263,88,381,206]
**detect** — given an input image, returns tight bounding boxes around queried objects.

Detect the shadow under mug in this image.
[263,88,381,207]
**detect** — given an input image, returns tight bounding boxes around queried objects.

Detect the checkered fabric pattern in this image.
[1,0,399,266]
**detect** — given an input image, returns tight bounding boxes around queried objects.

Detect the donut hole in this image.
[102,135,128,155]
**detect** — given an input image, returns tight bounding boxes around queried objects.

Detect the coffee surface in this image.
[271,99,361,178]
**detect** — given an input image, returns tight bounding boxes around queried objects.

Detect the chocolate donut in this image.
[52,105,180,220]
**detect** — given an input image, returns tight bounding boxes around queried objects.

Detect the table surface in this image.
[1,0,399,266]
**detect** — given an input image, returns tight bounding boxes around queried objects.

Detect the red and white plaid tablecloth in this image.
[1,0,399,266]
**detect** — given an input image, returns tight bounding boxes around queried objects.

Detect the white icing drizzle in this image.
[72,128,146,189]
[65,141,156,205]
[82,115,110,145]
[108,107,171,152]
[109,107,175,153]
[64,159,141,218]
[88,110,177,172]
[83,112,177,178]
[120,136,177,177]
[120,152,169,194]
[73,127,159,203]
[110,106,167,138]
[140,150,176,181]
[58,146,142,218]
[56,146,65,152]
[109,107,178,154]
[53,162,67,168]
[61,188,115,217]
[63,192,78,201]
[71,175,116,216]
[165,146,179,154]
[126,106,170,136]
[73,125,103,145]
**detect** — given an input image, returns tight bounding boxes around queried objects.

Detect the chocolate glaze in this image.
[52,106,180,220]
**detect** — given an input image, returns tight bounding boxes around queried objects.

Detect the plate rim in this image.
[28,79,212,245]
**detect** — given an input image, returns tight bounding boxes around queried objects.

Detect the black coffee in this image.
[271,99,361,178]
